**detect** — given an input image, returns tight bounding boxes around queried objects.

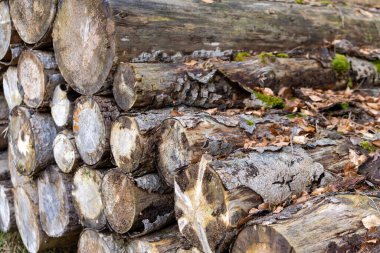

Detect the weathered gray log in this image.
[9,0,56,45]
[37,166,81,238]
[158,114,251,186]
[0,181,16,232]
[101,170,174,236]
[3,66,23,111]
[0,152,10,181]
[18,50,64,109]
[232,194,380,253]
[53,130,81,174]
[72,166,106,230]
[8,107,57,176]
[8,145,29,188]
[73,96,120,165]
[77,229,128,253]
[0,94,8,150]
[0,1,22,64]
[14,182,76,253]
[52,0,380,95]
[113,62,248,111]
[175,144,339,253]
[110,110,172,176]
[50,84,79,128]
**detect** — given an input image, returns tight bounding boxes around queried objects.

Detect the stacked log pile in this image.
[0,0,379,252]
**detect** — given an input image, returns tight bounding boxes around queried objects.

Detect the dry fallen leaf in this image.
[362,215,380,229]
[373,140,380,148]
[293,135,308,144]
[349,149,367,167]
[185,60,198,66]
[170,110,184,116]
[273,206,284,214]
[309,95,324,102]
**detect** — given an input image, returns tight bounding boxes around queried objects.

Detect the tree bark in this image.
[14,182,77,253]
[72,166,106,230]
[53,130,81,174]
[0,1,22,64]
[174,142,346,253]
[78,229,128,253]
[50,83,80,128]
[52,0,380,95]
[0,181,16,232]
[18,50,64,109]
[9,0,56,45]
[73,96,120,166]
[37,166,81,238]
[0,94,8,150]
[101,169,174,236]
[9,107,57,176]
[158,114,251,186]
[110,110,173,176]
[232,194,380,253]
[3,66,23,111]
[113,62,248,111]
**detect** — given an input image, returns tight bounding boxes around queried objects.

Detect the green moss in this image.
[234,52,251,62]
[347,77,353,88]
[275,53,289,58]
[320,0,333,4]
[359,141,377,153]
[245,119,255,126]
[340,102,350,110]
[332,54,350,74]
[372,60,380,74]
[295,0,304,4]
[258,52,275,63]
[254,91,285,109]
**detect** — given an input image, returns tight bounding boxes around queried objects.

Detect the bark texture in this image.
[232,194,380,253]
[101,170,174,236]
[52,0,380,95]
[9,107,57,176]
[73,96,120,165]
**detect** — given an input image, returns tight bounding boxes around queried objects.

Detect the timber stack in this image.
[0,0,379,252]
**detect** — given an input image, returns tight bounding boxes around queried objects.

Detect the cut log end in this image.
[51,84,75,128]
[52,0,115,95]
[53,130,80,173]
[78,229,128,253]
[3,66,22,111]
[112,63,137,110]
[0,182,16,232]
[9,0,56,44]
[72,166,106,230]
[73,97,108,165]
[0,1,12,61]
[110,116,143,174]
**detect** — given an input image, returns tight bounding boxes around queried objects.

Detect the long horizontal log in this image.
[101,170,174,236]
[9,107,57,176]
[3,66,23,111]
[232,194,380,253]
[0,181,16,232]
[52,0,380,95]
[9,0,56,45]
[175,141,347,253]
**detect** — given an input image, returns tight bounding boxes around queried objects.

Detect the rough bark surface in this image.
[52,0,380,95]
[73,96,120,165]
[37,166,81,238]
[53,130,81,174]
[113,63,248,111]
[232,194,380,253]
[0,181,16,232]
[18,50,64,109]
[101,170,174,236]
[3,66,23,111]
[72,166,106,230]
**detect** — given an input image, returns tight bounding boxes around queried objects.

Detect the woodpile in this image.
[0,0,379,252]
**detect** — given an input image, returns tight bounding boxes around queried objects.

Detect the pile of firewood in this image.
[0,0,380,252]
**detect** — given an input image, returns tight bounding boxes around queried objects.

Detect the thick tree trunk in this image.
[52,0,380,95]
[14,182,77,253]
[53,130,81,174]
[0,1,22,64]
[9,0,56,45]
[9,107,57,176]
[37,166,81,238]
[18,50,64,109]
[0,181,16,232]
[78,229,128,253]
[50,83,80,128]
[110,110,172,176]
[3,66,23,111]
[73,96,120,165]
[101,169,174,236]
[113,62,248,111]
[174,142,344,253]
[232,194,380,253]
[158,114,251,186]
[72,166,106,230]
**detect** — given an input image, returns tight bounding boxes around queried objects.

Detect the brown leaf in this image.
[170,110,184,116]
[258,202,270,211]
[184,60,198,66]
[309,95,324,102]
[373,140,380,148]
[273,206,284,214]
